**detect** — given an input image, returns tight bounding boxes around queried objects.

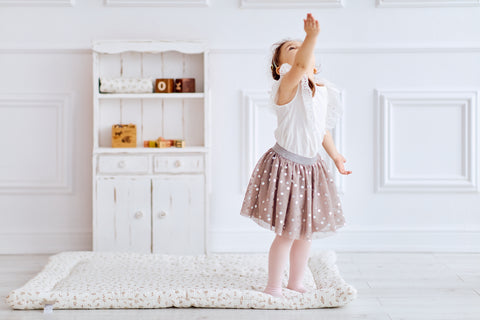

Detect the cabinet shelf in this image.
[96,93,204,99]
[94,146,208,154]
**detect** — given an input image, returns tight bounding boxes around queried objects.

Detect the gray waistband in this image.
[272,143,319,165]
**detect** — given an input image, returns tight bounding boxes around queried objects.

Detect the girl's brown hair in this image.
[270,39,316,97]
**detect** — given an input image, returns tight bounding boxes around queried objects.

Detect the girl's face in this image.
[279,40,315,68]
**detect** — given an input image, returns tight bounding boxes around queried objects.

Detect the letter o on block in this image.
[155,79,174,93]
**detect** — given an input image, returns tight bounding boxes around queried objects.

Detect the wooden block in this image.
[155,79,175,93]
[159,141,171,148]
[156,137,174,148]
[174,78,195,93]
[112,124,136,148]
[174,139,185,148]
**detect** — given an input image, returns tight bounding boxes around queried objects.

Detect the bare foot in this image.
[263,286,284,298]
[286,285,308,293]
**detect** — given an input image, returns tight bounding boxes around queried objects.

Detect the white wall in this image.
[0,0,479,254]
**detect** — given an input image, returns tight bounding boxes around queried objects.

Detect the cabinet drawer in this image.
[153,155,204,173]
[98,155,149,174]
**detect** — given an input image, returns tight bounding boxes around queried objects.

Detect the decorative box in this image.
[155,79,175,93]
[112,124,136,148]
[174,78,195,93]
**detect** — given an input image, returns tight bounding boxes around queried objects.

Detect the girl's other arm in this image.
[322,130,352,175]
[322,130,340,160]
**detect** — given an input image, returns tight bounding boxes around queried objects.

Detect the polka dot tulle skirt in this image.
[240,143,346,240]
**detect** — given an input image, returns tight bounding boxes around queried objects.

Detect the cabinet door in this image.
[152,175,205,254]
[94,178,151,253]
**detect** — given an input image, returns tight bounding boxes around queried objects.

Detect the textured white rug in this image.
[6,250,357,310]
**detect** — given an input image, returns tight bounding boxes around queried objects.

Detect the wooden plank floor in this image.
[1,252,479,320]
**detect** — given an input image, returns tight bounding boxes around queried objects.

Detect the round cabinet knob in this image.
[118,160,126,168]
[158,211,167,218]
[174,160,182,168]
[134,211,143,219]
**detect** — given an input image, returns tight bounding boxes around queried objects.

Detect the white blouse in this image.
[270,63,343,158]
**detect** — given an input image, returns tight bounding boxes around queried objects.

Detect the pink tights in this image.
[263,234,312,298]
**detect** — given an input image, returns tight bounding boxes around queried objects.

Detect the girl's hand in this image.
[332,154,352,175]
[304,13,320,37]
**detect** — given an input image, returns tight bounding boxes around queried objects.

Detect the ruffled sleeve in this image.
[316,77,343,130]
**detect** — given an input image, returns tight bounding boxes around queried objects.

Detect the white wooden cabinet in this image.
[92,40,210,254]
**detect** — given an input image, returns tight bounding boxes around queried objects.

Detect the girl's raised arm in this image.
[278,13,320,100]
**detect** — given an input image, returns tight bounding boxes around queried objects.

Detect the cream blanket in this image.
[6,250,357,310]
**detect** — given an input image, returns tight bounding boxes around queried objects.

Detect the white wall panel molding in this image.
[0,231,90,254]
[377,0,480,8]
[104,0,209,7]
[241,90,346,195]
[375,89,478,193]
[2,44,480,55]
[0,45,89,54]
[210,226,480,253]
[0,93,74,194]
[240,91,273,194]
[210,45,480,55]
[327,99,346,195]
[0,0,74,6]
[240,0,343,8]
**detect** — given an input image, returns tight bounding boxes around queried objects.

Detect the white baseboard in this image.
[208,226,480,253]
[0,231,91,254]
[2,226,479,254]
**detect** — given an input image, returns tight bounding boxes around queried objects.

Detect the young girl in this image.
[240,13,352,299]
